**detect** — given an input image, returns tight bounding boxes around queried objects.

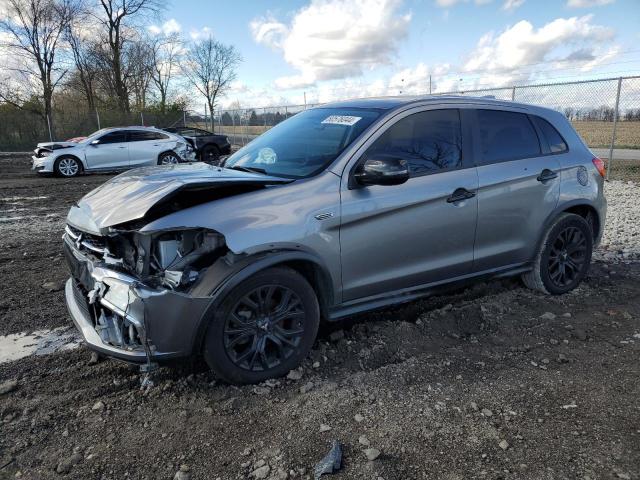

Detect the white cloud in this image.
[190,26,212,41]
[502,0,525,11]
[463,15,616,81]
[148,18,181,36]
[250,0,412,89]
[249,16,288,50]
[567,0,614,7]
[435,0,493,6]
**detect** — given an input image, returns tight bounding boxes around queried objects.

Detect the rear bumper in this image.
[63,241,212,363]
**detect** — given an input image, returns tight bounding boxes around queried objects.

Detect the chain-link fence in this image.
[210,76,640,182]
[1,75,639,180]
[0,105,186,152]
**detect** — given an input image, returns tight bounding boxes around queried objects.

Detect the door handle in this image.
[118,146,126,149]
[537,169,558,182]
[446,188,476,203]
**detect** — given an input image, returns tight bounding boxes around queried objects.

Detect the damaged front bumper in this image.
[31,154,55,173]
[64,240,212,363]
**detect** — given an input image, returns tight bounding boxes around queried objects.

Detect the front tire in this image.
[522,213,593,295]
[203,267,320,385]
[54,156,81,177]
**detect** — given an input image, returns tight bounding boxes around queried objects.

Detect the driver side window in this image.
[98,131,127,144]
[365,109,462,177]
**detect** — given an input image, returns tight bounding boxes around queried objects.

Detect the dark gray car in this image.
[63,96,607,384]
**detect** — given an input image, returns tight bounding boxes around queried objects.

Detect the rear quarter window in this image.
[532,116,568,153]
[476,109,541,165]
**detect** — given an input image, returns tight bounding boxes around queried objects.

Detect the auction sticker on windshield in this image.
[321,115,362,126]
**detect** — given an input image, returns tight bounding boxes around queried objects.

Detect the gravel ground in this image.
[0,157,639,480]
[599,181,640,261]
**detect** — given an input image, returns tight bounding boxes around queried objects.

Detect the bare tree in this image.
[182,37,241,119]
[150,32,182,112]
[127,38,154,110]
[0,0,80,127]
[65,8,101,110]
[94,0,160,112]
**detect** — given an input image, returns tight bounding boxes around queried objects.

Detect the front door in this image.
[84,130,129,170]
[339,108,479,302]
[471,108,561,271]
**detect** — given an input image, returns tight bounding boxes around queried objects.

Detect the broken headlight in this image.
[148,229,225,290]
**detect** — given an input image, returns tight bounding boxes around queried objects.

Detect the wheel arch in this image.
[54,154,85,175]
[191,250,336,355]
[158,149,180,162]
[542,199,603,245]
[536,200,602,257]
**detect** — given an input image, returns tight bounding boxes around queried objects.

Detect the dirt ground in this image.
[1,156,639,480]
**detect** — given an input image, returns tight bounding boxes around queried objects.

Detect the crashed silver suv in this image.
[64,96,606,384]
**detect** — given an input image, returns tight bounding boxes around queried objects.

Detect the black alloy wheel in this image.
[203,267,320,384]
[547,226,588,288]
[522,213,593,295]
[223,285,305,371]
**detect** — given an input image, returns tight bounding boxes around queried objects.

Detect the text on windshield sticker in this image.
[321,115,362,126]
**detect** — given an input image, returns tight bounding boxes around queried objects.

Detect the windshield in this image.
[223,107,381,178]
[79,128,112,144]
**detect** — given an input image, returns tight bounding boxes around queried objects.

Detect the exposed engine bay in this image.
[65,224,228,292]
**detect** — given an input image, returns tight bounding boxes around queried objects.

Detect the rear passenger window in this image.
[532,116,568,153]
[476,110,540,165]
[130,131,167,141]
[365,109,462,177]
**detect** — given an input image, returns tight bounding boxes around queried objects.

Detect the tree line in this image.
[563,106,640,122]
[0,0,241,135]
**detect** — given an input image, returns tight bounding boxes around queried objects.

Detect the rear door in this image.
[128,130,170,167]
[339,108,479,301]
[471,108,561,271]
[84,130,128,170]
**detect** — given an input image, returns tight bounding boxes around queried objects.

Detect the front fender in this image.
[189,249,335,355]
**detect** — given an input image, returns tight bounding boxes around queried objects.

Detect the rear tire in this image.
[203,267,320,385]
[522,213,593,295]
[158,151,180,165]
[200,145,220,164]
[54,156,81,177]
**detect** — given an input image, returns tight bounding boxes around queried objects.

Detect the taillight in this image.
[592,157,606,178]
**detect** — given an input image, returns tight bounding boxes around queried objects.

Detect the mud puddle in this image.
[0,327,80,363]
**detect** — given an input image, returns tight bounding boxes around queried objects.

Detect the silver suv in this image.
[63,96,607,384]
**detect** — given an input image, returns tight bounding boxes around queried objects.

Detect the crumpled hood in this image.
[36,141,81,149]
[67,162,292,233]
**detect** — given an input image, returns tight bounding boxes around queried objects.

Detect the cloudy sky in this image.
[131,0,639,107]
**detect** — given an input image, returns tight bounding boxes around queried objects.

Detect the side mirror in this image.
[90,139,100,146]
[354,156,410,187]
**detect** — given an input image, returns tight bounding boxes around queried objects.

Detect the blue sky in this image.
[156,0,640,107]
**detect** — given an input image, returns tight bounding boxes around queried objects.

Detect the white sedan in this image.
[31,126,196,177]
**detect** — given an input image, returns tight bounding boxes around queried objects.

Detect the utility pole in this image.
[303,92,307,110]
[429,75,432,94]
[607,77,623,181]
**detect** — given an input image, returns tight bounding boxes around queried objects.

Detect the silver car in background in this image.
[63,96,606,384]
[32,126,195,177]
